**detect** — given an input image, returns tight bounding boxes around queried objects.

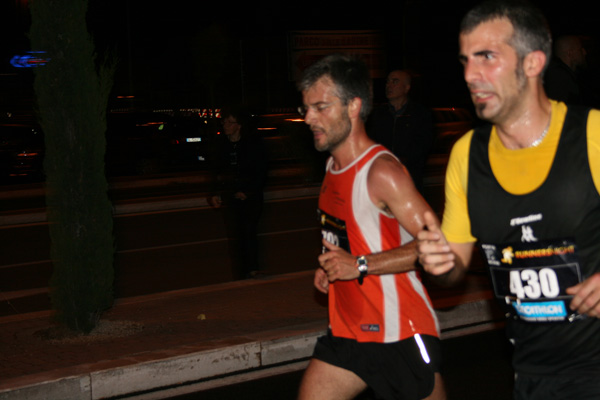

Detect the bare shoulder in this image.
[366,152,432,234]
[367,152,423,216]
[367,153,413,192]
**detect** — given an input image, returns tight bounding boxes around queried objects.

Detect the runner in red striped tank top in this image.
[297,54,446,400]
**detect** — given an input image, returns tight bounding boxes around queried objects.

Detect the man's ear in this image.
[347,97,362,119]
[523,50,547,78]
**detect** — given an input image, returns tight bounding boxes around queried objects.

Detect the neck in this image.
[227,131,241,142]
[496,96,553,150]
[330,126,374,170]
[389,97,408,111]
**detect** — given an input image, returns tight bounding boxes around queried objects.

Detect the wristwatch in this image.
[356,255,368,285]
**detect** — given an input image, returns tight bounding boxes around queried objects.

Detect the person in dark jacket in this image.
[209,106,267,279]
[544,35,587,105]
[367,70,434,194]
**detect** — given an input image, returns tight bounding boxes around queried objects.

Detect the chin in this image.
[474,104,497,122]
[314,141,329,152]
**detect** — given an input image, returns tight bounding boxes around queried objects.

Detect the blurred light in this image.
[135,122,165,128]
[197,109,220,119]
[10,51,50,68]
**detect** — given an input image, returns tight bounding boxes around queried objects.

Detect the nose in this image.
[463,59,479,85]
[303,106,317,125]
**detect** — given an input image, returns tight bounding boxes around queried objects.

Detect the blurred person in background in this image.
[544,34,587,105]
[209,106,267,279]
[367,69,434,194]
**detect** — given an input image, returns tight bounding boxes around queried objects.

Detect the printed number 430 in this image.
[510,268,560,299]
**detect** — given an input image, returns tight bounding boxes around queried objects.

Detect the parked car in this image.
[105,111,214,176]
[0,107,477,187]
[105,112,173,176]
[0,123,44,183]
[165,115,215,171]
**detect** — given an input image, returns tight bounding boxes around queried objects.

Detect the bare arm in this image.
[318,238,420,282]
[318,155,435,282]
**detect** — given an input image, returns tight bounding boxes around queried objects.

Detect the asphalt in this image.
[0,269,505,400]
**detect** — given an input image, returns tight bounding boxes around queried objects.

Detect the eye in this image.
[481,51,496,61]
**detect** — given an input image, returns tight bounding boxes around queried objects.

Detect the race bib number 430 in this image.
[481,238,583,323]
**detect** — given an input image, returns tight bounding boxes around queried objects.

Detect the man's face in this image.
[222,116,241,137]
[385,71,410,102]
[459,18,527,124]
[302,77,352,153]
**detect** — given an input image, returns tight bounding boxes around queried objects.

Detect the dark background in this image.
[2,0,599,114]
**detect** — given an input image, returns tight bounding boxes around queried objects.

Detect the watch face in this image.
[357,256,367,274]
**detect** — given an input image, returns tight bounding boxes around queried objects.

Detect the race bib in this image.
[318,209,350,253]
[481,238,584,323]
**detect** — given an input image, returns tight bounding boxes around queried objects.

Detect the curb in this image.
[0,296,503,400]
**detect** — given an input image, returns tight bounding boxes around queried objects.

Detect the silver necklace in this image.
[529,111,552,148]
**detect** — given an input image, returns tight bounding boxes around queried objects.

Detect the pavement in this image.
[0,178,504,399]
[0,269,505,400]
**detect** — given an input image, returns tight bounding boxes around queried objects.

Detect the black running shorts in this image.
[312,330,441,400]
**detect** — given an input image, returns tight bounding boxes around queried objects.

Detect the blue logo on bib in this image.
[512,300,567,321]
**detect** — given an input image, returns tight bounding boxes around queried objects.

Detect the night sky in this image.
[2,0,599,111]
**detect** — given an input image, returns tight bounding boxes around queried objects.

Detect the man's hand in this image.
[318,239,360,282]
[314,268,329,294]
[417,211,456,276]
[234,191,247,200]
[567,272,600,318]
[208,195,222,208]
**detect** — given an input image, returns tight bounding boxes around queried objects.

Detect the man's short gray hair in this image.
[298,54,373,121]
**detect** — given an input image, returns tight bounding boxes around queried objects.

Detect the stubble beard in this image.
[314,110,352,153]
[475,63,527,124]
